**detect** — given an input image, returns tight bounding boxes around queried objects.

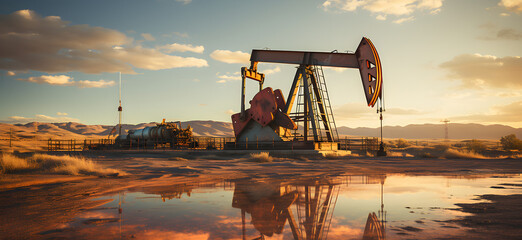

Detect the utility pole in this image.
[118,72,123,136]
[441,119,450,141]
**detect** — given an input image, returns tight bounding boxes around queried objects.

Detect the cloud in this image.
[452,100,522,124]
[210,50,250,64]
[322,0,365,11]
[496,28,522,40]
[0,10,207,74]
[500,12,510,16]
[430,8,441,14]
[334,103,422,120]
[216,72,241,83]
[174,32,189,38]
[217,74,241,81]
[327,225,363,239]
[17,74,116,88]
[141,33,155,41]
[440,53,522,89]
[479,24,522,41]
[18,75,73,85]
[159,43,204,53]
[322,0,443,22]
[393,16,415,24]
[57,112,68,116]
[176,0,192,4]
[263,66,281,75]
[499,0,522,13]
[324,67,347,73]
[5,114,79,123]
[225,109,235,115]
[6,71,16,76]
[386,108,422,115]
[75,79,115,88]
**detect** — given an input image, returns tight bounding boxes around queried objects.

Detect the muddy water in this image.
[42,174,521,239]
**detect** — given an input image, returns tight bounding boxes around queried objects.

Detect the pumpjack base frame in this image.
[224,141,339,151]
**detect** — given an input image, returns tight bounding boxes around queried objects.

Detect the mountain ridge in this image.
[1,121,521,140]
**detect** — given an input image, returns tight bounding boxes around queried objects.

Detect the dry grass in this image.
[323,151,356,159]
[0,153,37,173]
[443,148,486,159]
[386,151,413,158]
[250,152,273,162]
[0,153,125,176]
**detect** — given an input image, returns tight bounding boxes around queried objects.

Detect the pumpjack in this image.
[229,37,384,151]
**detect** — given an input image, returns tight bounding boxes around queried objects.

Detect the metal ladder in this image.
[291,80,307,141]
[312,65,339,142]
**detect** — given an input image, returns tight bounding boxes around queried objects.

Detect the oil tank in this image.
[128,126,170,140]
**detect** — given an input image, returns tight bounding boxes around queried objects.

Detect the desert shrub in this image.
[500,134,522,151]
[443,148,485,159]
[1,153,125,176]
[250,152,273,162]
[396,138,410,148]
[466,139,487,153]
[0,153,37,173]
[386,151,403,157]
[433,144,450,152]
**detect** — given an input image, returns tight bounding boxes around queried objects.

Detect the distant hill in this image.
[0,120,234,140]
[1,121,520,140]
[338,123,522,140]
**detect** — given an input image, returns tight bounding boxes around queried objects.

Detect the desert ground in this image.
[1,148,521,239]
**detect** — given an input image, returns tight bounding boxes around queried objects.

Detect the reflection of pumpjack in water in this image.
[233,176,386,240]
[232,181,341,240]
[232,182,298,239]
[362,177,386,240]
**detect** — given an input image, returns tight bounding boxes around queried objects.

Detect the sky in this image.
[0,0,521,128]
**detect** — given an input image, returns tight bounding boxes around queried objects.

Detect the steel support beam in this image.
[250,50,359,68]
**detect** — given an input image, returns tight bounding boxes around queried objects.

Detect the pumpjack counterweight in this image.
[229,37,384,150]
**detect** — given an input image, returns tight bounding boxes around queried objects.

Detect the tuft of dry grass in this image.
[323,152,356,159]
[433,144,451,152]
[386,151,413,157]
[386,151,402,157]
[0,153,125,176]
[250,152,273,162]
[1,153,37,173]
[443,148,485,159]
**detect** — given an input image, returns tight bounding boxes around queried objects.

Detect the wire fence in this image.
[0,127,379,152]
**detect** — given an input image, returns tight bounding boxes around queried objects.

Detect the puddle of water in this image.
[44,174,521,239]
